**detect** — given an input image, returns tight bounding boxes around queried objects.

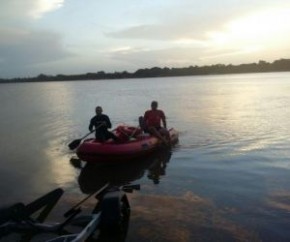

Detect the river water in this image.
[0,72,290,241]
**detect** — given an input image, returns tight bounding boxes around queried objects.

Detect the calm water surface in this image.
[0,72,290,241]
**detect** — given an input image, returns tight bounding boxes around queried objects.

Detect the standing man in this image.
[143,101,170,145]
[89,106,118,142]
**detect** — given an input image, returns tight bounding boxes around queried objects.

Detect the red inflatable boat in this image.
[76,125,179,163]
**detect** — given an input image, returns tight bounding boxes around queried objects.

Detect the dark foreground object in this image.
[0,183,139,241]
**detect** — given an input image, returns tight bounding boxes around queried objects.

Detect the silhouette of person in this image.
[89,106,118,142]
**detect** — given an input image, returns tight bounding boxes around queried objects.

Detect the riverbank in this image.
[1,58,290,83]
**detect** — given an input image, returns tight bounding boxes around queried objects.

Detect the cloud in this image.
[0,0,64,20]
[0,0,69,78]
[105,19,220,42]
[104,1,257,42]
[0,27,72,78]
[1,0,290,78]
[105,3,290,69]
[106,46,205,69]
[105,1,290,45]
[28,0,64,19]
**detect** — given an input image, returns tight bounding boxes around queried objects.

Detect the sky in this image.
[1,0,290,78]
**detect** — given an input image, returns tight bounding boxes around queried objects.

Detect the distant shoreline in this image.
[1,58,290,83]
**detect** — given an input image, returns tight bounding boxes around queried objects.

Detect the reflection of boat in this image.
[78,148,172,194]
[76,125,178,163]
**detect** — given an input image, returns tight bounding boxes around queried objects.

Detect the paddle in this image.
[68,123,104,150]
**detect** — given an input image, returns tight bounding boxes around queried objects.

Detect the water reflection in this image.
[147,150,171,184]
[70,149,172,194]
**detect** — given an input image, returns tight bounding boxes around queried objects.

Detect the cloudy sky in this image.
[1,0,290,78]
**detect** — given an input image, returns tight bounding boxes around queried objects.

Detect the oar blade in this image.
[68,139,82,150]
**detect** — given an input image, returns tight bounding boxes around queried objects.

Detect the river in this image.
[0,72,290,241]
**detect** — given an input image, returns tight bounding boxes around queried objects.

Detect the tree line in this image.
[1,58,290,83]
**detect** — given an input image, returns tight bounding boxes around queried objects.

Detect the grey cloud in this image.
[0,0,64,20]
[105,0,288,42]
[106,44,263,70]
[105,13,232,41]
[107,46,206,69]
[0,29,72,78]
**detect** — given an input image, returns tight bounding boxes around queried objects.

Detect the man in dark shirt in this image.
[89,106,118,142]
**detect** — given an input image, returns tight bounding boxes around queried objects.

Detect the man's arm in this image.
[143,111,148,122]
[162,118,167,128]
[89,118,94,131]
[104,115,112,129]
[160,111,167,128]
